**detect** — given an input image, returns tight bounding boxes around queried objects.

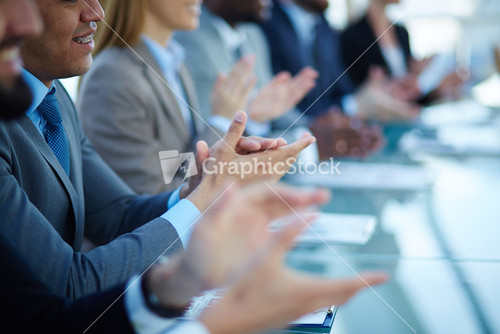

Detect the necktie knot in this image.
[38,90,62,125]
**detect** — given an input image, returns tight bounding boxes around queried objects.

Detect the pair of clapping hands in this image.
[146,111,388,334]
[211,55,318,123]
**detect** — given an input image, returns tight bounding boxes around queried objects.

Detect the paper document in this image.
[286,162,432,192]
[288,306,335,325]
[185,290,336,330]
[271,213,377,245]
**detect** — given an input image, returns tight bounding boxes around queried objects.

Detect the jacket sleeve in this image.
[0,165,182,299]
[0,237,134,334]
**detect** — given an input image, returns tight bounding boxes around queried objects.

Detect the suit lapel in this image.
[361,16,388,71]
[15,116,80,225]
[132,41,191,143]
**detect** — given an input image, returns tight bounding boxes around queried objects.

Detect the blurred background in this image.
[63,0,500,101]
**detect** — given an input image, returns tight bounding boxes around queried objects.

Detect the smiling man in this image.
[21,0,100,85]
[0,0,316,300]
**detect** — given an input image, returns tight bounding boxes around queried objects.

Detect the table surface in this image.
[280,100,500,334]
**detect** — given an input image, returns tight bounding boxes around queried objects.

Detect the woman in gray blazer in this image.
[78,0,256,194]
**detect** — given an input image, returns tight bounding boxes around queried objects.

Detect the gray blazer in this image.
[0,81,182,299]
[78,40,222,195]
[175,8,274,120]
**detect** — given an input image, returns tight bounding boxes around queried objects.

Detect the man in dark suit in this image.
[261,0,420,122]
[261,0,355,117]
[1,0,316,300]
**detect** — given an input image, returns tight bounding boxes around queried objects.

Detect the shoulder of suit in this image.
[92,46,137,69]
[83,46,145,87]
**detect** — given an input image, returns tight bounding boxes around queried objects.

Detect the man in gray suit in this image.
[1,0,316,300]
[176,0,318,135]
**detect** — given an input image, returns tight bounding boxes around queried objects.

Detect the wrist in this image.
[147,256,204,310]
[143,260,190,317]
[186,178,217,212]
[179,183,191,200]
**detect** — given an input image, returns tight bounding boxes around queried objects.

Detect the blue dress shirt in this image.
[22,69,52,135]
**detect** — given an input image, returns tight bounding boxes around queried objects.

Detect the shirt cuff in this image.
[167,186,183,210]
[161,199,201,247]
[341,94,359,117]
[124,275,210,334]
[125,275,178,334]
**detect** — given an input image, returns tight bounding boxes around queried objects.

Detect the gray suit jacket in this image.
[176,7,307,132]
[0,81,182,300]
[78,40,222,195]
[175,8,273,120]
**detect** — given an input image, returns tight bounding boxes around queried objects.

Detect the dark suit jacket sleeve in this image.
[0,163,181,299]
[0,83,183,299]
[0,237,134,334]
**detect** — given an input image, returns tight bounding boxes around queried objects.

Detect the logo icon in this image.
[159,150,197,185]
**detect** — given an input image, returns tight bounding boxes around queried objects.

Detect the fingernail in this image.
[234,110,245,123]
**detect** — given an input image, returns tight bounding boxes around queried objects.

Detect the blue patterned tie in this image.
[37,88,70,176]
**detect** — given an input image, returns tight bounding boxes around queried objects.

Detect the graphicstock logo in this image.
[201,157,341,179]
[159,150,341,183]
[159,150,197,184]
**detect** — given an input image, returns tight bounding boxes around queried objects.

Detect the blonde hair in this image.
[93,0,146,57]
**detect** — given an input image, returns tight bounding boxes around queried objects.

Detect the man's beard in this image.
[0,76,33,120]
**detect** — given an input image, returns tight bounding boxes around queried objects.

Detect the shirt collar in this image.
[141,35,186,76]
[22,69,55,117]
[205,7,246,54]
[280,2,320,45]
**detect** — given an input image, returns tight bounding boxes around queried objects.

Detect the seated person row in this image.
[78,0,317,194]
[1,0,315,300]
[0,1,387,333]
[175,0,399,159]
[79,0,384,196]
[261,0,421,126]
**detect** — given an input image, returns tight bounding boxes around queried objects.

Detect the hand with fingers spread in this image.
[185,110,317,211]
[248,67,318,123]
[211,56,257,120]
[147,183,330,309]
[199,218,389,334]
